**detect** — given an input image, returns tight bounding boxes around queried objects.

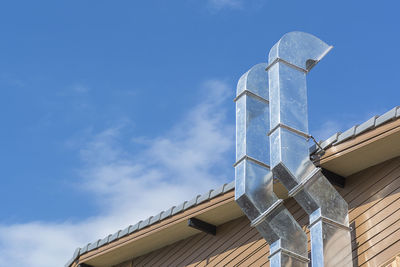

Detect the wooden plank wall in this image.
[114,156,400,267]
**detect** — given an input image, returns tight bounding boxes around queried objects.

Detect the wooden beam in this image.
[322,168,345,188]
[188,218,216,235]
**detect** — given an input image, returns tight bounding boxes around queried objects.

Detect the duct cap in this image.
[236,63,268,100]
[268,31,333,72]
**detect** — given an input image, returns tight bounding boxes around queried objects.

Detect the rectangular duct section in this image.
[234,63,308,266]
[267,32,353,267]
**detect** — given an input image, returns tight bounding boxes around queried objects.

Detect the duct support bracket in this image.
[188,218,216,235]
[321,168,345,188]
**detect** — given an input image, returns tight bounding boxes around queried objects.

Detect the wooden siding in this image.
[114,156,400,267]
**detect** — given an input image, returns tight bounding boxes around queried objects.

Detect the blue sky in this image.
[1,0,400,266]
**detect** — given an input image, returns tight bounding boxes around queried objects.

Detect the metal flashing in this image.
[210,183,226,198]
[129,222,141,234]
[65,258,74,267]
[172,201,187,216]
[355,116,378,136]
[119,226,130,239]
[149,212,163,225]
[223,181,235,192]
[197,190,213,205]
[98,235,111,247]
[184,195,201,210]
[320,132,340,150]
[335,126,356,144]
[160,206,175,221]
[108,230,121,243]
[375,107,397,127]
[80,243,90,255]
[87,239,101,252]
[139,217,152,229]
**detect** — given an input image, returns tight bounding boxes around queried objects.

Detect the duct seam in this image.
[266,57,308,73]
[250,199,283,227]
[308,216,351,231]
[233,90,270,104]
[268,123,310,139]
[269,248,310,263]
[287,167,321,197]
[233,155,270,169]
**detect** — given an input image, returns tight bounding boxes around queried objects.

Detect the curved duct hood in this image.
[267,32,353,267]
[234,63,308,266]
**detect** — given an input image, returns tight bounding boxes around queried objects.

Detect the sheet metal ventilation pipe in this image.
[267,32,353,267]
[234,63,309,267]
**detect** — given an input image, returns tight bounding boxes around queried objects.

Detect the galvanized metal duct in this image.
[267,32,353,267]
[234,63,308,266]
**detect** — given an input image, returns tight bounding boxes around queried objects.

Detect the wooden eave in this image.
[72,117,400,267]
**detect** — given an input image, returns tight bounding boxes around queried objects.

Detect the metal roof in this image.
[66,105,400,267]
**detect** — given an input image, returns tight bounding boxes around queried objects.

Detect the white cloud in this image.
[312,120,343,141]
[311,109,385,143]
[72,84,90,93]
[0,79,234,267]
[208,0,243,10]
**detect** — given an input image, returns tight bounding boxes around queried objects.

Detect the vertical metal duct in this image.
[267,32,353,267]
[235,63,308,266]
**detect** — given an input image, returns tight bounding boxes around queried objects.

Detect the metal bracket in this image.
[188,218,216,235]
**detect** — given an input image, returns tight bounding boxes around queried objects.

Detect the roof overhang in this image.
[73,191,242,267]
[316,117,400,176]
[70,116,400,267]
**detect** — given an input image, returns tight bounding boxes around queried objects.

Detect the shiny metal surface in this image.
[235,63,308,266]
[267,32,352,266]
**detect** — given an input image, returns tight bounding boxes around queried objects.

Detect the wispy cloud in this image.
[72,84,90,93]
[207,0,243,10]
[0,79,234,267]
[311,109,387,142]
[312,120,343,141]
